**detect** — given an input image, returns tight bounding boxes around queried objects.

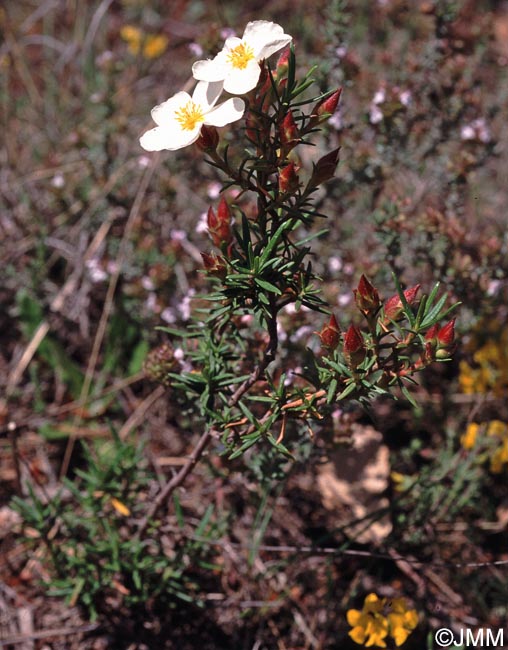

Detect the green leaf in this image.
[258,220,293,266]
[254,277,282,294]
[400,384,418,408]
[336,380,358,401]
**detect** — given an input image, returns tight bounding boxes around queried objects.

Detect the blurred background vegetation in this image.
[1,1,508,648]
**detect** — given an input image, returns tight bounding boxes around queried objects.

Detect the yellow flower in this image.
[142,34,169,59]
[490,438,508,474]
[390,471,414,493]
[347,595,418,648]
[120,25,142,55]
[461,422,479,450]
[120,25,169,59]
[461,419,508,474]
[387,598,418,647]
[110,497,131,516]
[459,321,508,397]
[347,594,389,648]
[486,420,507,438]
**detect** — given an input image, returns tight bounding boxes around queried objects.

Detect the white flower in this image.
[192,21,292,95]
[139,80,244,151]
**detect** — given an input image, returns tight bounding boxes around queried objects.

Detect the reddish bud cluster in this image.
[276,47,290,80]
[207,196,232,249]
[425,318,456,359]
[318,314,341,350]
[279,110,299,147]
[278,162,300,194]
[383,285,420,322]
[308,88,342,129]
[354,274,380,314]
[196,125,219,152]
[343,324,366,366]
[308,148,340,188]
[201,251,227,280]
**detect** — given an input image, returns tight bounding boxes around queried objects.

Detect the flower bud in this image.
[207,197,232,248]
[354,274,380,313]
[383,285,420,321]
[343,324,365,366]
[255,63,273,111]
[279,110,299,146]
[424,323,440,344]
[278,162,300,194]
[437,318,456,347]
[195,125,219,152]
[276,46,290,80]
[201,251,227,280]
[318,314,341,351]
[308,148,340,188]
[308,88,342,128]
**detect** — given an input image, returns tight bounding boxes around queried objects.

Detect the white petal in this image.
[223,36,243,51]
[223,61,261,95]
[151,92,191,126]
[243,21,291,58]
[205,98,245,127]
[192,58,229,82]
[140,125,201,151]
[192,80,223,109]
[256,35,292,61]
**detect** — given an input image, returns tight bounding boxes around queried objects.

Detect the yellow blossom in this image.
[143,34,169,59]
[461,422,479,450]
[110,497,131,516]
[120,25,169,59]
[461,420,508,474]
[347,594,418,648]
[459,321,508,397]
[387,598,418,647]
[486,420,507,437]
[347,594,389,648]
[490,438,508,474]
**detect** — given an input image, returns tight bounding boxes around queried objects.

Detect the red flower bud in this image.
[383,285,421,321]
[217,195,231,223]
[195,125,219,152]
[318,314,341,351]
[437,318,456,347]
[276,46,290,80]
[308,148,340,188]
[278,162,300,194]
[344,324,364,354]
[316,88,342,117]
[308,88,342,129]
[354,274,380,313]
[280,110,299,146]
[424,323,440,343]
[201,251,227,280]
[207,197,232,248]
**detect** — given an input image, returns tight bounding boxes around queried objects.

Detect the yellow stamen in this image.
[174,101,205,131]
[227,42,255,70]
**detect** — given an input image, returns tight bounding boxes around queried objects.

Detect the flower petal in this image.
[151,92,191,126]
[223,60,261,94]
[192,58,229,83]
[192,80,223,110]
[139,125,200,151]
[243,20,292,59]
[349,627,367,645]
[346,610,362,626]
[205,97,245,127]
